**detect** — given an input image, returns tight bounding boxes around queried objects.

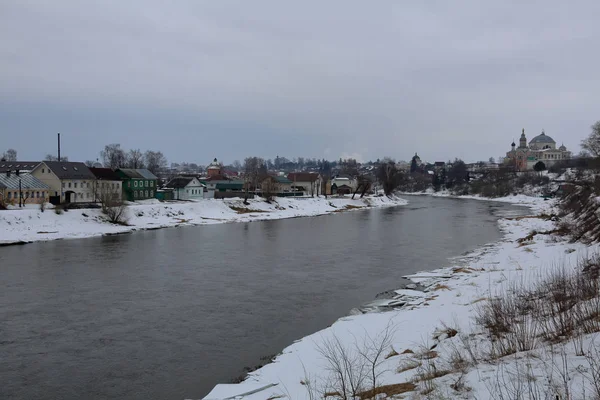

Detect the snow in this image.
[203,194,600,400]
[0,195,406,245]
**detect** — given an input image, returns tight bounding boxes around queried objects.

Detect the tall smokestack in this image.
[58,133,61,162]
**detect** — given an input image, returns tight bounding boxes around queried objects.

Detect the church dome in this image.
[208,158,221,170]
[530,131,556,144]
[559,144,567,151]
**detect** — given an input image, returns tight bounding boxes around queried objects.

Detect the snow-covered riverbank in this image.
[204,195,600,400]
[0,195,406,245]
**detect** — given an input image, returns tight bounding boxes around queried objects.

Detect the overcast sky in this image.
[1,1,598,165]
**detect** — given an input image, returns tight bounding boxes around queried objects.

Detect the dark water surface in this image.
[0,196,527,399]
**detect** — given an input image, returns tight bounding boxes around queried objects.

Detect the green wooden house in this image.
[116,168,159,201]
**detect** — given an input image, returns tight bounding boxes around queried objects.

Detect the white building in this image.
[165,177,205,200]
[31,161,97,204]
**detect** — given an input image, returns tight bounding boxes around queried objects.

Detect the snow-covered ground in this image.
[204,195,600,400]
[0,195,406,245]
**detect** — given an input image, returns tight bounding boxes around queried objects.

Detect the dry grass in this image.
[345,204,363,210]
[266,395,285,400]
[432,284,451,291]
[402,349,415,354]
[357,382,417,399]
[229,206,267,214]
[415,350,438,360]
[452,267,474,274]
[470,297,488,305]
[385,349,400,359]
[397,360,421,374]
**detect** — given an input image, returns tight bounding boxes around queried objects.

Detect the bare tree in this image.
[126,149,145,169]
[84,160,96,167]
[352,174,372,199]
[101,144,126,169]
[377,161,402,196]
[144,150,167,175]
[45,154,68,162]
[243,157,263,204]
[98,186,127,224]
[261,176,278,203]
[3,149,17,161]
[232,160,242,171]
[582,120,600,157]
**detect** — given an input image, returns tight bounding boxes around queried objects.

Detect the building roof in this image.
[207,158,222,170]
[274,176,292,184]
[166,177,195,189]
[0,161,40,173]
[287,172,320,182]
[43,161,96,179]
[118,168,158,180]
[530,131,556,144]
[0,172,50,190]
[205,174,230,181]
[89,167,122,181]
[215,182,244,190]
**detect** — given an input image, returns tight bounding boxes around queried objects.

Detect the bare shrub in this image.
[315,323,398,400]
[99,189,128,225]
[317,335,368,400]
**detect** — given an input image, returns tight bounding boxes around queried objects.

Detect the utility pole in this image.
[57,133,61,162]
[19,178,22,207]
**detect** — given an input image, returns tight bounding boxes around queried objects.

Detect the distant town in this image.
[0,127,591,209]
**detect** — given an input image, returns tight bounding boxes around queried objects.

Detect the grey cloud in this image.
[0,0,597,164]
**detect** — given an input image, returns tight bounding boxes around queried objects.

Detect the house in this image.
[333,184,353,195]
[165,177,205,200]
[116,169,159,201]
[89,168,123,202]
[273,175,293,193]
[0,170,50,205]
[213,181,245,199]
[287,172,321,196]
[31,161,96,204]
[331,175,356,190]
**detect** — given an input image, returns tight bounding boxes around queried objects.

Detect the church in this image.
[505,129,571,171]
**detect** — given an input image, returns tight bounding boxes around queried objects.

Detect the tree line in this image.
[88,144,167,175]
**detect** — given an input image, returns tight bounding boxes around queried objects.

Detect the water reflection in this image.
[0,196,528,400]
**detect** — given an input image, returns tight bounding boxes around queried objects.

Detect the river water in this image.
[0,196,527,399]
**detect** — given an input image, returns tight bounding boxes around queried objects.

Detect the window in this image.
[7,192,11,199]
[62,182,65,188]
[74,182,77,188]
[14,192,17,198]
[68,182,72,188]
[150,181,154,187]
[145,180,148,187]
[145,190,148,197]
[134,191,138,198]
[150,190,154,197]
[128,181,131,188]
[36,192,40,198]
[134,181,138,187]
[42,168,45,173]
[112,183,115,189]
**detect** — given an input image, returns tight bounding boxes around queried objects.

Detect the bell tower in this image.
[519,128,527,148]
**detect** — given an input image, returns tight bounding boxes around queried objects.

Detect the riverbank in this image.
[204,195,600,400]
[0,195,406,245]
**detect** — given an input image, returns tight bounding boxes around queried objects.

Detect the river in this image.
[0,196,527,399]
